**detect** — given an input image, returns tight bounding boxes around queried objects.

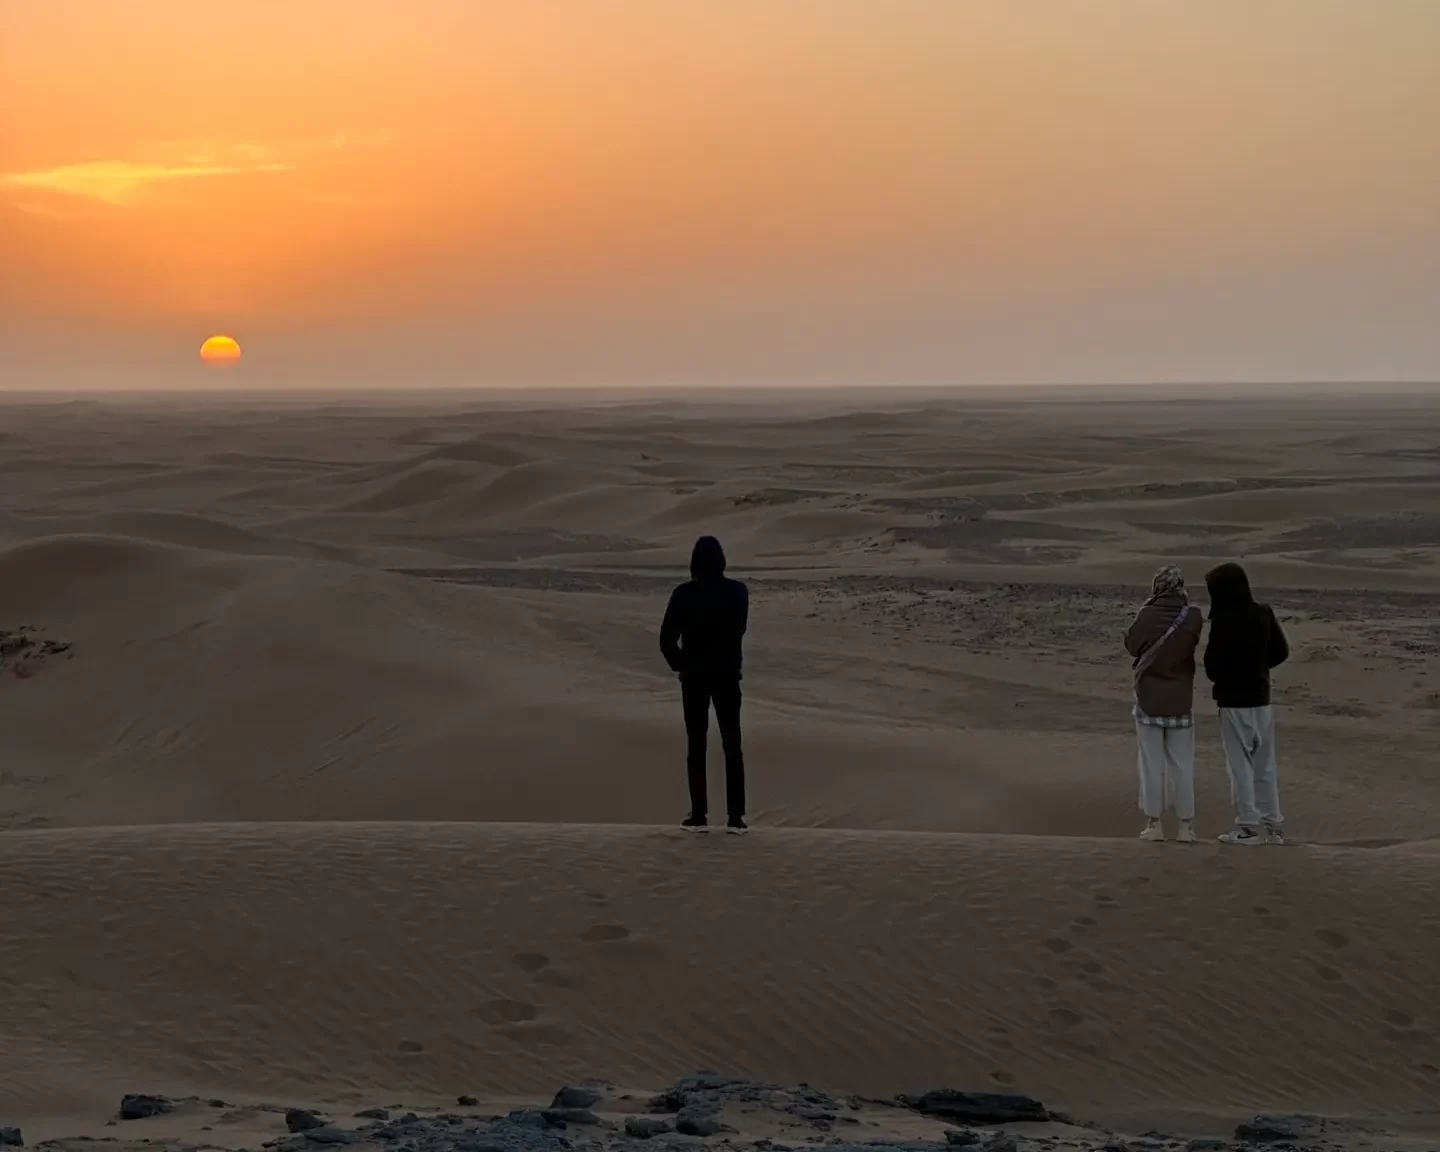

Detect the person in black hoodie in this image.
[660,536,749,833]
[1203,562,1290,845]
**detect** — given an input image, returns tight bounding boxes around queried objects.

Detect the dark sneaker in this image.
[726,817,749,835]
[1218,826,1263,846]
[1265,825,1287,846]
[681,815,708,833]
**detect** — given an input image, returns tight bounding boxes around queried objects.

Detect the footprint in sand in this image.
[581,924,631,942]
[1078,959,1105,976]
[397,1039,425,1053]
[1418,1063,1438,1077]
[512,952,551,974]
[1122,875,1151,890]
[1043,937,1074,954]
[1049,1007,1084,1030]
[989,1071,1016,1086]
[1385,1009,1416,1029]
[1032,976,1059,991]
[1071,916,1098,930]
[1252,905,1271,917]
[476,999,539,1025]
[1315,928,1350,950]
[1092,893,1119,909]
[1312,964,1343,983]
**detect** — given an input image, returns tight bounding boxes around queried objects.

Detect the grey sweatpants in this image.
[1134,722,1196,820]
[1219,705,1283,830]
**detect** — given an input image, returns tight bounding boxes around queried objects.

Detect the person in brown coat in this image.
[1124,565,1204,842]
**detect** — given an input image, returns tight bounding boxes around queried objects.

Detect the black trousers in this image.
[681,677,745,821]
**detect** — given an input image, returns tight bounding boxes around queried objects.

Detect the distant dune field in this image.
[2,392,1439,1147]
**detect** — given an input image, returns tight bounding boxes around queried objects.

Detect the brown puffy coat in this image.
[1124,591,1204,718]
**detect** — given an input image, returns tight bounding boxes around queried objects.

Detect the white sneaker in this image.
[1139,820,1166,843]
[1175,821,1197,844]
[1218,827,1264,846]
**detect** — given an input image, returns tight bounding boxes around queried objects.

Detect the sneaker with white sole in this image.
[1175,821,1197,844]
[1265,825,1287,846]
[1139,820,1166,843]
[681,815,709,834]
[1218,826,1264,846]
[726,817,749,836]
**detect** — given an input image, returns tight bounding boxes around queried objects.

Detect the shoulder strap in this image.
[1132,606,1191,687]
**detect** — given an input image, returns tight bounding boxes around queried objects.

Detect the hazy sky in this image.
[2,0,1437,389]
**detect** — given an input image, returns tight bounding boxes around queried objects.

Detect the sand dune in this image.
[3,392,1440,1145]
[3,822,1438,1130]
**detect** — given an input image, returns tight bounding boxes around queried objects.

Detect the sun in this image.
[200,334,242,365]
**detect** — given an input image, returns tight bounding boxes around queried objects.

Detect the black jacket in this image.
[660,537,748,681]
[1203,563,1290,708]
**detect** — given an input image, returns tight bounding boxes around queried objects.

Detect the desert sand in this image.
[2,388,1438,1150]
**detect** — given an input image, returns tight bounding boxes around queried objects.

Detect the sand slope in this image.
[2,822,1438,1129]
[4,394,1440,1145]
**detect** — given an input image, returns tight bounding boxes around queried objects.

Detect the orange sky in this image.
[2,0,1438,388]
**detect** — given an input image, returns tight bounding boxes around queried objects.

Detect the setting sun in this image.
[199,334,242,365]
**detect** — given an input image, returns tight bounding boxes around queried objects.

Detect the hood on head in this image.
[1205,562,1255,612]
[690,535,727,580]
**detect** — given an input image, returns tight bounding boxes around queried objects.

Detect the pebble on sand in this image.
[624,1117,674,1139]
[119,1095,174,1121]
[551,1086,604,1109]
[286,1110,329,1134]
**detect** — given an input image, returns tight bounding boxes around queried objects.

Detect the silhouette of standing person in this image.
[660,536,749,833]
[1125,564,1204,843]
[1204,562,1290,845]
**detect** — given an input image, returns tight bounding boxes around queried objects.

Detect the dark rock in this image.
[901,1091,1050,1125]
[120,1096,175,1121]
[551,1087,604,1110]
[0,1128,22,1147]
[457,1097,480,1108]
[354,1110,390,1121]
[1186,1141,1231,1151]
[625,1118,674,1139]
[651,1075,763,1112]
[1234,1114,1322,1143]
[944,1130,979,1147]
[506,1109,564,1130]
[286,1111,328,1134]
[980,1136,1018,1152]
[302,1130,355,1146]
[675,1107,728,1138]
[543,1109,601,1127]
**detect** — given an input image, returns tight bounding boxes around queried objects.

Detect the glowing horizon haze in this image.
[2,0,1437,390]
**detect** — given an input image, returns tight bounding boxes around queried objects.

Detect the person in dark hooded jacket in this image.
[660,536,749,833]
[1203,562,1290,845]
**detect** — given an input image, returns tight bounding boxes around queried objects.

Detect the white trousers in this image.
[1219,705,1283,829]
[1134,722,1196,820]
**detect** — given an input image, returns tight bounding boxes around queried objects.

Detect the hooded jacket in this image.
[1203,563,1289,708]
[659,536,749,680]
[1124,589,1203,718]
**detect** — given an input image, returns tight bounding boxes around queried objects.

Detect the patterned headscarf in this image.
[1151,565,1185,598]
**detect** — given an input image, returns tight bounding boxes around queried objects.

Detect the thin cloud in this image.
[0,157,292,206]
[0,130,390,209]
